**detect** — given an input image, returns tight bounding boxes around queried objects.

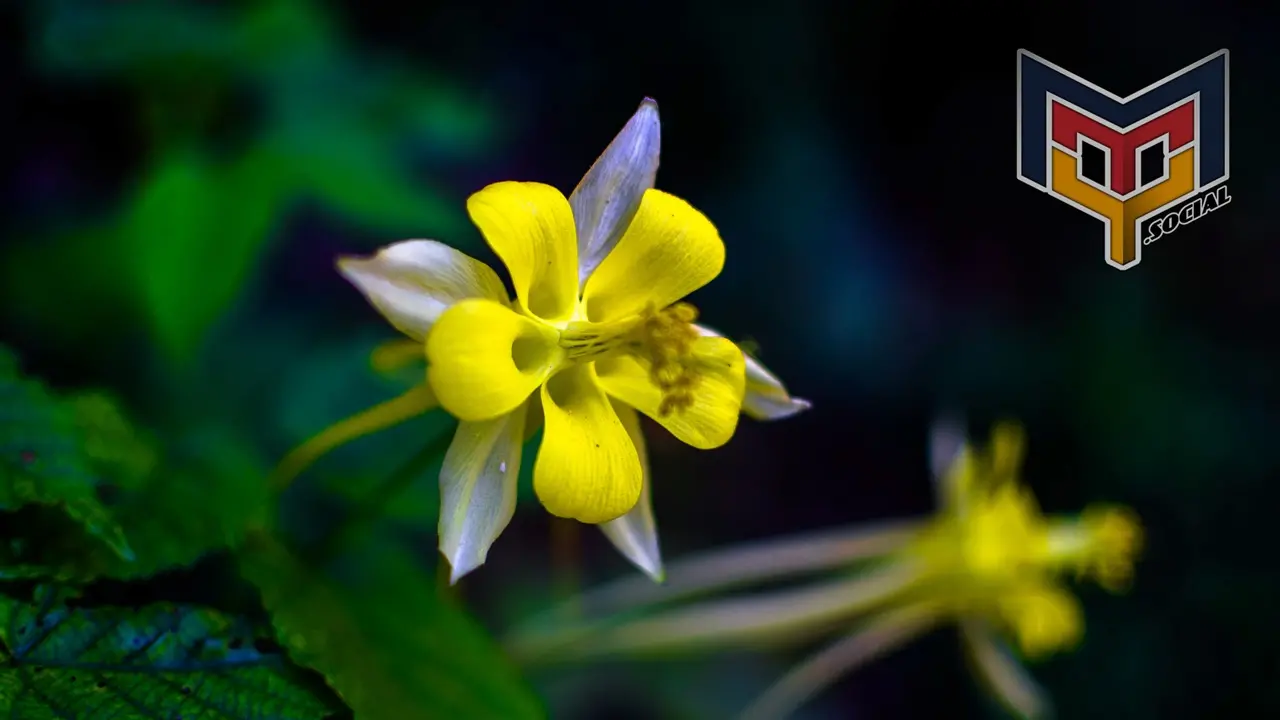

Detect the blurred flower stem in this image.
[564,519,919,616]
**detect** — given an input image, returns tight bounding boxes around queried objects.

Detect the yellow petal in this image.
[581,189,725,322]
[467,181,579,323]
[598,400,663,580]
[595,336,745,449]
[997,582,1084,659]
[337,240,509,341]
[426,298,563,422]
[534,365,642,524]
[695,323,810,420]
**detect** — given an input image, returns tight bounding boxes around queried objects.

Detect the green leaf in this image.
[70,393,162,491]
[0,392,270,583]
[0,585,337,719]
[88,422,271,581]
[240,530,545,720]
[266,123,467,238]
[124,149,289,362]
[0,350,133,563]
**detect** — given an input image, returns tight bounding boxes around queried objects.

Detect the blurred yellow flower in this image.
[272,99,810,583]
[909,422,1141,660]
[508,420,1142,719]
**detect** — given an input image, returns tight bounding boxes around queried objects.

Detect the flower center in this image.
[557,302,703,416]
[958,485,1048,578]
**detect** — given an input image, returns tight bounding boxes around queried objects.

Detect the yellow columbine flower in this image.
[508,420,1142,720]
[421,176,745,522]
[275,99,810,583]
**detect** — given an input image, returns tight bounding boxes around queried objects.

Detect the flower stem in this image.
[269,384,438,494]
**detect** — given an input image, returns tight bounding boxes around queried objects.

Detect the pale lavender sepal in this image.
[569,98,661,288]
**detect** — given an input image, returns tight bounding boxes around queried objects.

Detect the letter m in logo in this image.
[1016,50,1229,269]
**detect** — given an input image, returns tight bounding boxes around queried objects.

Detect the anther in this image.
[636,303,702,416]
[1078,506,1143,592]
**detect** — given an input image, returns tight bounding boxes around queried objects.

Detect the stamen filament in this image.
[559,318,641,360]
[556,303,708,415]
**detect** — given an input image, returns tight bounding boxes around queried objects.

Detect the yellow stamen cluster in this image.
[555,302,705,416]
[554,302,707,416]
[635,302,701,416]
[1072,505,1144,592]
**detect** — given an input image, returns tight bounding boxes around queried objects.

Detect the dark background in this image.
[2,0,1276,718]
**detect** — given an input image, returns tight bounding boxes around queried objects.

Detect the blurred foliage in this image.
[0,345,545,717]
[4,0,499,361]
[121,149,290,363]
